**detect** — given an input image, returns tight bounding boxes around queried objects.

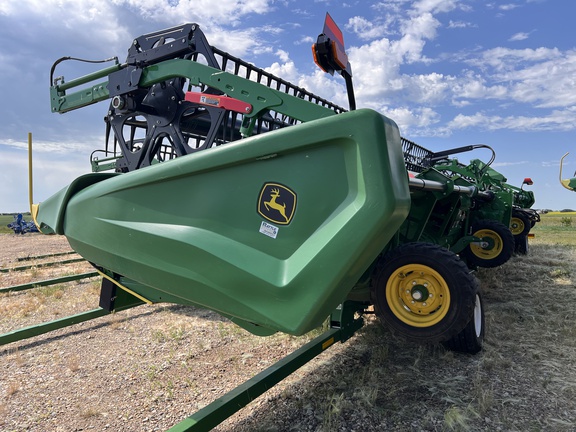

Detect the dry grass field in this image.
[1,216,575,431]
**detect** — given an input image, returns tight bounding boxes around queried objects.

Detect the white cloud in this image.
[401,12,439,41]
[512,58,576,102]
[372,0,412,15]
[450,72,508,100]
[423,45,576,115]
[295,36,314,45]
[292,9,312,18]
[119,0,271,26]
[207,27,267,57]
[3,0,130,46]
[348,37,401,99]
[265,60,300,84]
[448,20,475,29]
[346,11,439,101]
[411,0,458,15]
[466,48,576,108]
[405,72,454,103]
[276,49,291,63]
[492,160,528,167]
[0,135,102,155]
[385,106,441,129]
[448,108,576,132]
[499,3,521,11]
[346,16,391,40]
[509,32,530,42]
[0,0,273,59]
[298,70,350,109]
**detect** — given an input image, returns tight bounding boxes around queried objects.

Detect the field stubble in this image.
[1,230,575,431]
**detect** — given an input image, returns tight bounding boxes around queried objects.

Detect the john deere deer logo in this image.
[258,183,296,225]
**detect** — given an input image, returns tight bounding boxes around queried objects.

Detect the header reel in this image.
[105,23,223,172]
[50,23,346,173]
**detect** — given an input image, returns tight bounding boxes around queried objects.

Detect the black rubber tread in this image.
[461,219,515,268]
[442,291,484,354]
[371,242,479,344]
[511,211,531,237]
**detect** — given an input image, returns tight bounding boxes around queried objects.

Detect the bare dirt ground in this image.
[1,233,576,432]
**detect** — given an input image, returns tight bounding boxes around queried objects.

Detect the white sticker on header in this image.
[259,221,279,239]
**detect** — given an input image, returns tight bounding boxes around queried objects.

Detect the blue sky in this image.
[1,0,575,212]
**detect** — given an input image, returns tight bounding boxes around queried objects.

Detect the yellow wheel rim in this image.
[510,217,526,236]
[385,264,451,327]
[470,229,503,260]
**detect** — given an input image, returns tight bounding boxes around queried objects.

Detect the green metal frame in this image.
[432,158,513,227]
[0,271,98,294]
[507,182,536,208]
[435,158,540,236]
[1,308,112,346]
[49,64,121,113]
[50,59,336,137]
[401,168,476,252]
[399,139,520,259]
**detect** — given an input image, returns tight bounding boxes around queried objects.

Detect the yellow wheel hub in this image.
[510,217,526,236]
[469,229,503,259]
[385,264,450,327]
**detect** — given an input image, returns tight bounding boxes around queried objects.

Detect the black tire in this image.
[461,219,514,268]
[442,290,485,354]
[510,211,531,238]
[371,242,479,344]
[515,234,529,255]
[511,211,531,255]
